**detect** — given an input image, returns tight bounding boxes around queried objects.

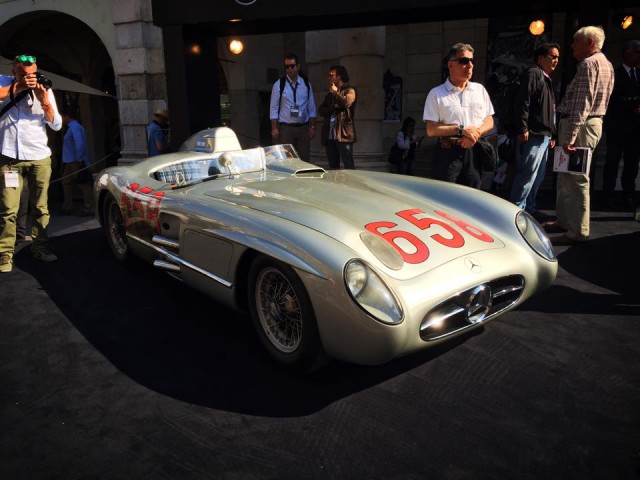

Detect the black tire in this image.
[103,195,131,262]
[247,256,326,373]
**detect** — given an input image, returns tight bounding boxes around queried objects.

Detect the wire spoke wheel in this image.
[104,197,129,261]
[256,267,303,353]
[248,256,326,372]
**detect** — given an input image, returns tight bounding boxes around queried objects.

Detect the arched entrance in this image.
[0,10,120,196]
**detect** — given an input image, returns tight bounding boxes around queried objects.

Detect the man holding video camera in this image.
[0,54,62,273]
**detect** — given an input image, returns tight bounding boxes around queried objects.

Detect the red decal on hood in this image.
[365,208,493,264]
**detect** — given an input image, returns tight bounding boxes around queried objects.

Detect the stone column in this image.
[111,0,167,164]
[307,26,386,170]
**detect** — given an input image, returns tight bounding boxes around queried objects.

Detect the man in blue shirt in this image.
[61,111,93,216]
[269,52,317,161]
[147,108,170,156]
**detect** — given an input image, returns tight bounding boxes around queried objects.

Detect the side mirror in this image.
[218,152,234,168]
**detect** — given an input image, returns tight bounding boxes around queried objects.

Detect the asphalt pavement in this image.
[1,190,639,480]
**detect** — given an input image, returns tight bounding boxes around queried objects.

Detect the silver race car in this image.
[94,128,557,372]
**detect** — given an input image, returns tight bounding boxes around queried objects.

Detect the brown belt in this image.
[560,114,604,119]
[439,137,462,148]
[279,122,309,127]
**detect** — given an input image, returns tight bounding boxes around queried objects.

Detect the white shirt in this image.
[0,75,62,160]
[423,78,494,128]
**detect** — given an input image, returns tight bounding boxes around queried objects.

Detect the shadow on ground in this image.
[519,229,640,316]
[15,220,638,417]
[15,227,481,417]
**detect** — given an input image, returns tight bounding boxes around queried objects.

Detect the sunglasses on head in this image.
[15,54,36,64]
[284,63,298,69]
[453,57,474,65]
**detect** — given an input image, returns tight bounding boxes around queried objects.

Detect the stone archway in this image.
[0,10,120,180]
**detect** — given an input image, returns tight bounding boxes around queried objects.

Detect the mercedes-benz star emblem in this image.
[464,257,482,273]
[465,284,492,324]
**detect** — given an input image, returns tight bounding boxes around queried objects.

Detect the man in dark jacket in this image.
[602,39,640,209]
[509,42,560,220]
[318,65,357,169]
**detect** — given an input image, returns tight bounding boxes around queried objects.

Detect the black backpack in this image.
[277,73,310,118]
[492,76,521,135]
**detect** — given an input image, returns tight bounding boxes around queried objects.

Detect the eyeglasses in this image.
[452,57,474,65]
[549,55,560,60]
[15,55,36,64]
[284,63,298,69]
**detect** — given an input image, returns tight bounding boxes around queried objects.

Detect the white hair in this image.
[575,25,606,50]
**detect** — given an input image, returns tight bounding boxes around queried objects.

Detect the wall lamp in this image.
[621,15,634,30]
[229,39,244,55]
[529,20,545,36]
[613,12,634,30]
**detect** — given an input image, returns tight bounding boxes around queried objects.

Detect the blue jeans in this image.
[509,134,550,212]
[325,140,355,169]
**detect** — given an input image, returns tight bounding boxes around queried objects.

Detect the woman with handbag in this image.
[318,65,357,169]
[389,116,423,175]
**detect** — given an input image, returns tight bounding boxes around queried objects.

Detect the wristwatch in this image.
[457,124,464,137]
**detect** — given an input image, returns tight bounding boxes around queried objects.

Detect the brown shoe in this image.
[32,247,58,263]
[0,253,12,273]
[543,222,567,234]
[550,234,579,246]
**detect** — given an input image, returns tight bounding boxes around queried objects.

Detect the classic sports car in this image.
[94,128,557,372]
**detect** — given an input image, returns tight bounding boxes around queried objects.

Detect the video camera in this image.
[35,72,53,89]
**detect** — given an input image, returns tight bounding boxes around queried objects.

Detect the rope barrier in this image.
[49,152,115,185]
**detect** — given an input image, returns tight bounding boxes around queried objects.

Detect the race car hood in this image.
[202,169,510,274]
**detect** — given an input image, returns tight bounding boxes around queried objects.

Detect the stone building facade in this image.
[1,0,636,173]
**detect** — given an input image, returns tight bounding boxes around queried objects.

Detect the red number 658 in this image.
[365,209,493,264]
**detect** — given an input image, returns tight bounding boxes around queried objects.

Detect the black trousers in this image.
[431,144,481,188]
[602,128,640,198]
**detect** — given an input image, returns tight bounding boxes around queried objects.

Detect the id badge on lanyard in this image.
[3,170,19,188]
[289,81,300,117]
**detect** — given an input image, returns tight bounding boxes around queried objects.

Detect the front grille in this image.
[419,275,524,341]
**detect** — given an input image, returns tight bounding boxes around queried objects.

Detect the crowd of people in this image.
[0,25,637,273]
[419,25,633,247]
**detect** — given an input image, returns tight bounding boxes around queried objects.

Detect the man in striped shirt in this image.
[545,26,614,245]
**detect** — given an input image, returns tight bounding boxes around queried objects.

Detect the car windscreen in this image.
[262,144,299,164]
[152,148,265,187]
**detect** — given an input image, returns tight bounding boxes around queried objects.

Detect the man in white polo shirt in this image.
[423,43,495,188]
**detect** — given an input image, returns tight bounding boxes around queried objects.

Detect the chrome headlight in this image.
[516,211,555,261]
[344,260,403,325]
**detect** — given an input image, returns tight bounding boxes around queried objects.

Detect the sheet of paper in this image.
[553,147,592,175]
